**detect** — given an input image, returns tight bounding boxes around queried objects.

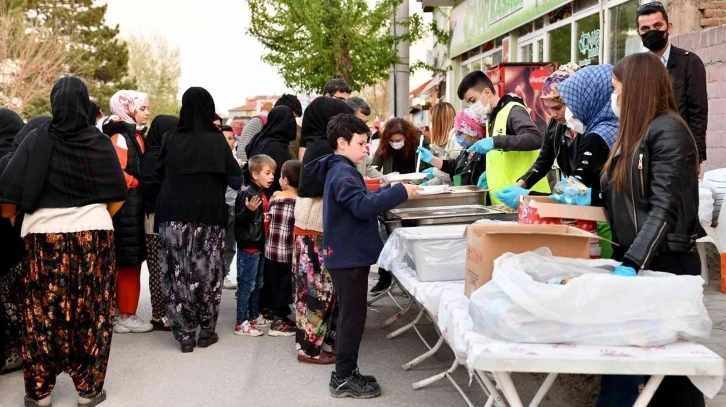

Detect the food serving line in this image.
[368,184,725,407]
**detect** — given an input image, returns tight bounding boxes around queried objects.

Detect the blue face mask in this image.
[456,133,474,148]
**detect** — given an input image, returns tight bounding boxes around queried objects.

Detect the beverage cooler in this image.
[486,63,558,135]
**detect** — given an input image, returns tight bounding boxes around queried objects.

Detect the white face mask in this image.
[564,107,586,134]
[470,93,492,116]
[611,92,621,119]
[389,141,405,150]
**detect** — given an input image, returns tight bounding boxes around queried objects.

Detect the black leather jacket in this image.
[235,183,265,249]
[602,114,704,269]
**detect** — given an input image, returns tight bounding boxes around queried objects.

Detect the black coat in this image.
[105,121,147,267]
[235,182,265,250]
[520,119,610,206]
[667,45,708,162]
[602,114,704,271]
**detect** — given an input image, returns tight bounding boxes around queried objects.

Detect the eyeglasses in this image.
[637,1,665,12]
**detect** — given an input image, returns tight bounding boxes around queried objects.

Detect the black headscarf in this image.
[0,77,127,213]
[0,109,24,159]
[0,116,51,174]
[140,115,178,213]
[87,101,101,126]
[298,97,354,198]
[160,87,240,177]
[245,106,296,193]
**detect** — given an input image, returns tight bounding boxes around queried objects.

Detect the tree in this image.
[126,35,181,120]
[357,79,389,121]
[7,0,135,116]
[247,0,429,93]
[0,9,68,116]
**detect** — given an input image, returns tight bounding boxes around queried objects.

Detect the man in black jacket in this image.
[637,2,708,165]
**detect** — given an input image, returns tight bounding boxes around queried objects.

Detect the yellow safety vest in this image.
[486,101,550,205]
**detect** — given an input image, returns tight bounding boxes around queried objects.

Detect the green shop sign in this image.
[450,0,571,57]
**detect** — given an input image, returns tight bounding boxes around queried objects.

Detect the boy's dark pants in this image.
[265,258,293,319]
[330,267,370,378]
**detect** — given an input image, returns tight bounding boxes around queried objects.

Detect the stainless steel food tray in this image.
[388,204,514,226]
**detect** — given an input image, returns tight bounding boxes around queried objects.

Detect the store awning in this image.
[409,79,433,98]
[420,73,445,97]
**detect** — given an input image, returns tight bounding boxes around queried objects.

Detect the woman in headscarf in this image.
[0,76,127,407]
[293,97,353,364]
[139,115,178,331]
[102,90,153,334]
[155,87,242,353]
[244,105,296,195]
[0,108,24,374]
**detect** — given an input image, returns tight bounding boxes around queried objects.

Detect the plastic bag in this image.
[699,180,717,227]
[469,249,712,346]
[378,225,467,282]
[550,176,591,206]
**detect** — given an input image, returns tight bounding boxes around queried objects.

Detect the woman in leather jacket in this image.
[597,52,705,407]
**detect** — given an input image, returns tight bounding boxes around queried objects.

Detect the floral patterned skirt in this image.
[293,234,337,358]
[21,230,116,400]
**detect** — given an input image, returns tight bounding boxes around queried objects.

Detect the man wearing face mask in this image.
[455,71,548,205]
[637,2,708,166]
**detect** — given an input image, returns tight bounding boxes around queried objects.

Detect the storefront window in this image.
[576,13,600,66]
[521,44,534,62]
[609,0,643,63]
[549,24,572,66]
[537,39,544,62]
[472,59,482,71]
[483,50,503,68]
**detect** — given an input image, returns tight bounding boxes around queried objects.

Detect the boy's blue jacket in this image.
[310,154,408,270]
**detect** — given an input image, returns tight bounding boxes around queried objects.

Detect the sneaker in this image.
[1,348,22,374]
[115,314,153,333]
[268,319,296,337]
[369,280,391,295]
[353,367,377,383]
[234,321,264,337]
[250,315,272,328]
[297,351,335,365]
[329,372,381,399]
[223,277,237,290]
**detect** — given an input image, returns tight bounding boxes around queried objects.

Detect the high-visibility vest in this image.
[486,101,550,205]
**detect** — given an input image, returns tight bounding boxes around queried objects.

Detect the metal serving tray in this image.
[388,205,512,226]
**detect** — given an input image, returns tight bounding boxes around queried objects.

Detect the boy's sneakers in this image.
[298,350,335,365]
[223,277,237,289]
[369,280,391,295]
[114,314,153,333]
[268,319,296,337]
[251,315,273,328]
[329,371,381,399]
[234,321,264,337]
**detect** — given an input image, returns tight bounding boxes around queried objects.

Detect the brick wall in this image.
[700,1,726,27]
[670,25,726,171]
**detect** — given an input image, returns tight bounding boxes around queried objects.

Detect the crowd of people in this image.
[0,2,712,405]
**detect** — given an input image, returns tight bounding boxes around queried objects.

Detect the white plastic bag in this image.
[469,250,712,346]
[699,180,716,227]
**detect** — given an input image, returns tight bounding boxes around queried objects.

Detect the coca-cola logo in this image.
[529,68,550,91]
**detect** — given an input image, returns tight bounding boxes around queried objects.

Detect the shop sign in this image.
[577,29,600,66]
[450,0,570,57]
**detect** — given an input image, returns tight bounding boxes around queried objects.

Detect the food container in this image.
[365,178,380,192]
[388,205,514,227]
[389,186,488,213]
[386,225,468,282]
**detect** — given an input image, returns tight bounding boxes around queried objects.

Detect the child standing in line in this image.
[265,160,301,337]
[234,154,276,337]
[311,114,420,399]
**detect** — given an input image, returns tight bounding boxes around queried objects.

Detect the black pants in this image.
[598,250,704,407]
[264,258,293,319]
[330,267,370,378]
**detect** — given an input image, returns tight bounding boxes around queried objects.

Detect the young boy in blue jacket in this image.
[310,113,420,399]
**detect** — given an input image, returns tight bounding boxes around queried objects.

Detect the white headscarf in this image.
[109,90,148,127]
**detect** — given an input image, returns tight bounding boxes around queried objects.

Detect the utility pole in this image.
[389,0,409,118]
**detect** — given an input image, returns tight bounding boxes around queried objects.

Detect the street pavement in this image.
[1,246,726,406]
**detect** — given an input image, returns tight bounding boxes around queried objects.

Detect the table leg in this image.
[632,375,664,407]
[402,334,444,370]
[493,372,524,407]
[386,307,425,339]
[475,370,508,407]
[380,295,415,328]
[368,278,399,307]
[529,373,558,407]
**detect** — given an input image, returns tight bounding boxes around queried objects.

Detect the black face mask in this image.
[641,29,669,52]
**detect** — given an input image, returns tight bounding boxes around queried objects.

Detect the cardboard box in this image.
[518,196,607,233]
[464,224,597,297]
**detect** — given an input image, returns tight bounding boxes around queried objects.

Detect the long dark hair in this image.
[378,117,419,161]
[602,52,684,191]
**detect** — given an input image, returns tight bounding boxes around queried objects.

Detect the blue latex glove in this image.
[422,167,436,180]
[466,138,495,155]
[417,146,435,164]
[550,187,592,206]
[419,182,428,186]
[477,171,488,189]
[494,185,530,209]
[613,265,637,277]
